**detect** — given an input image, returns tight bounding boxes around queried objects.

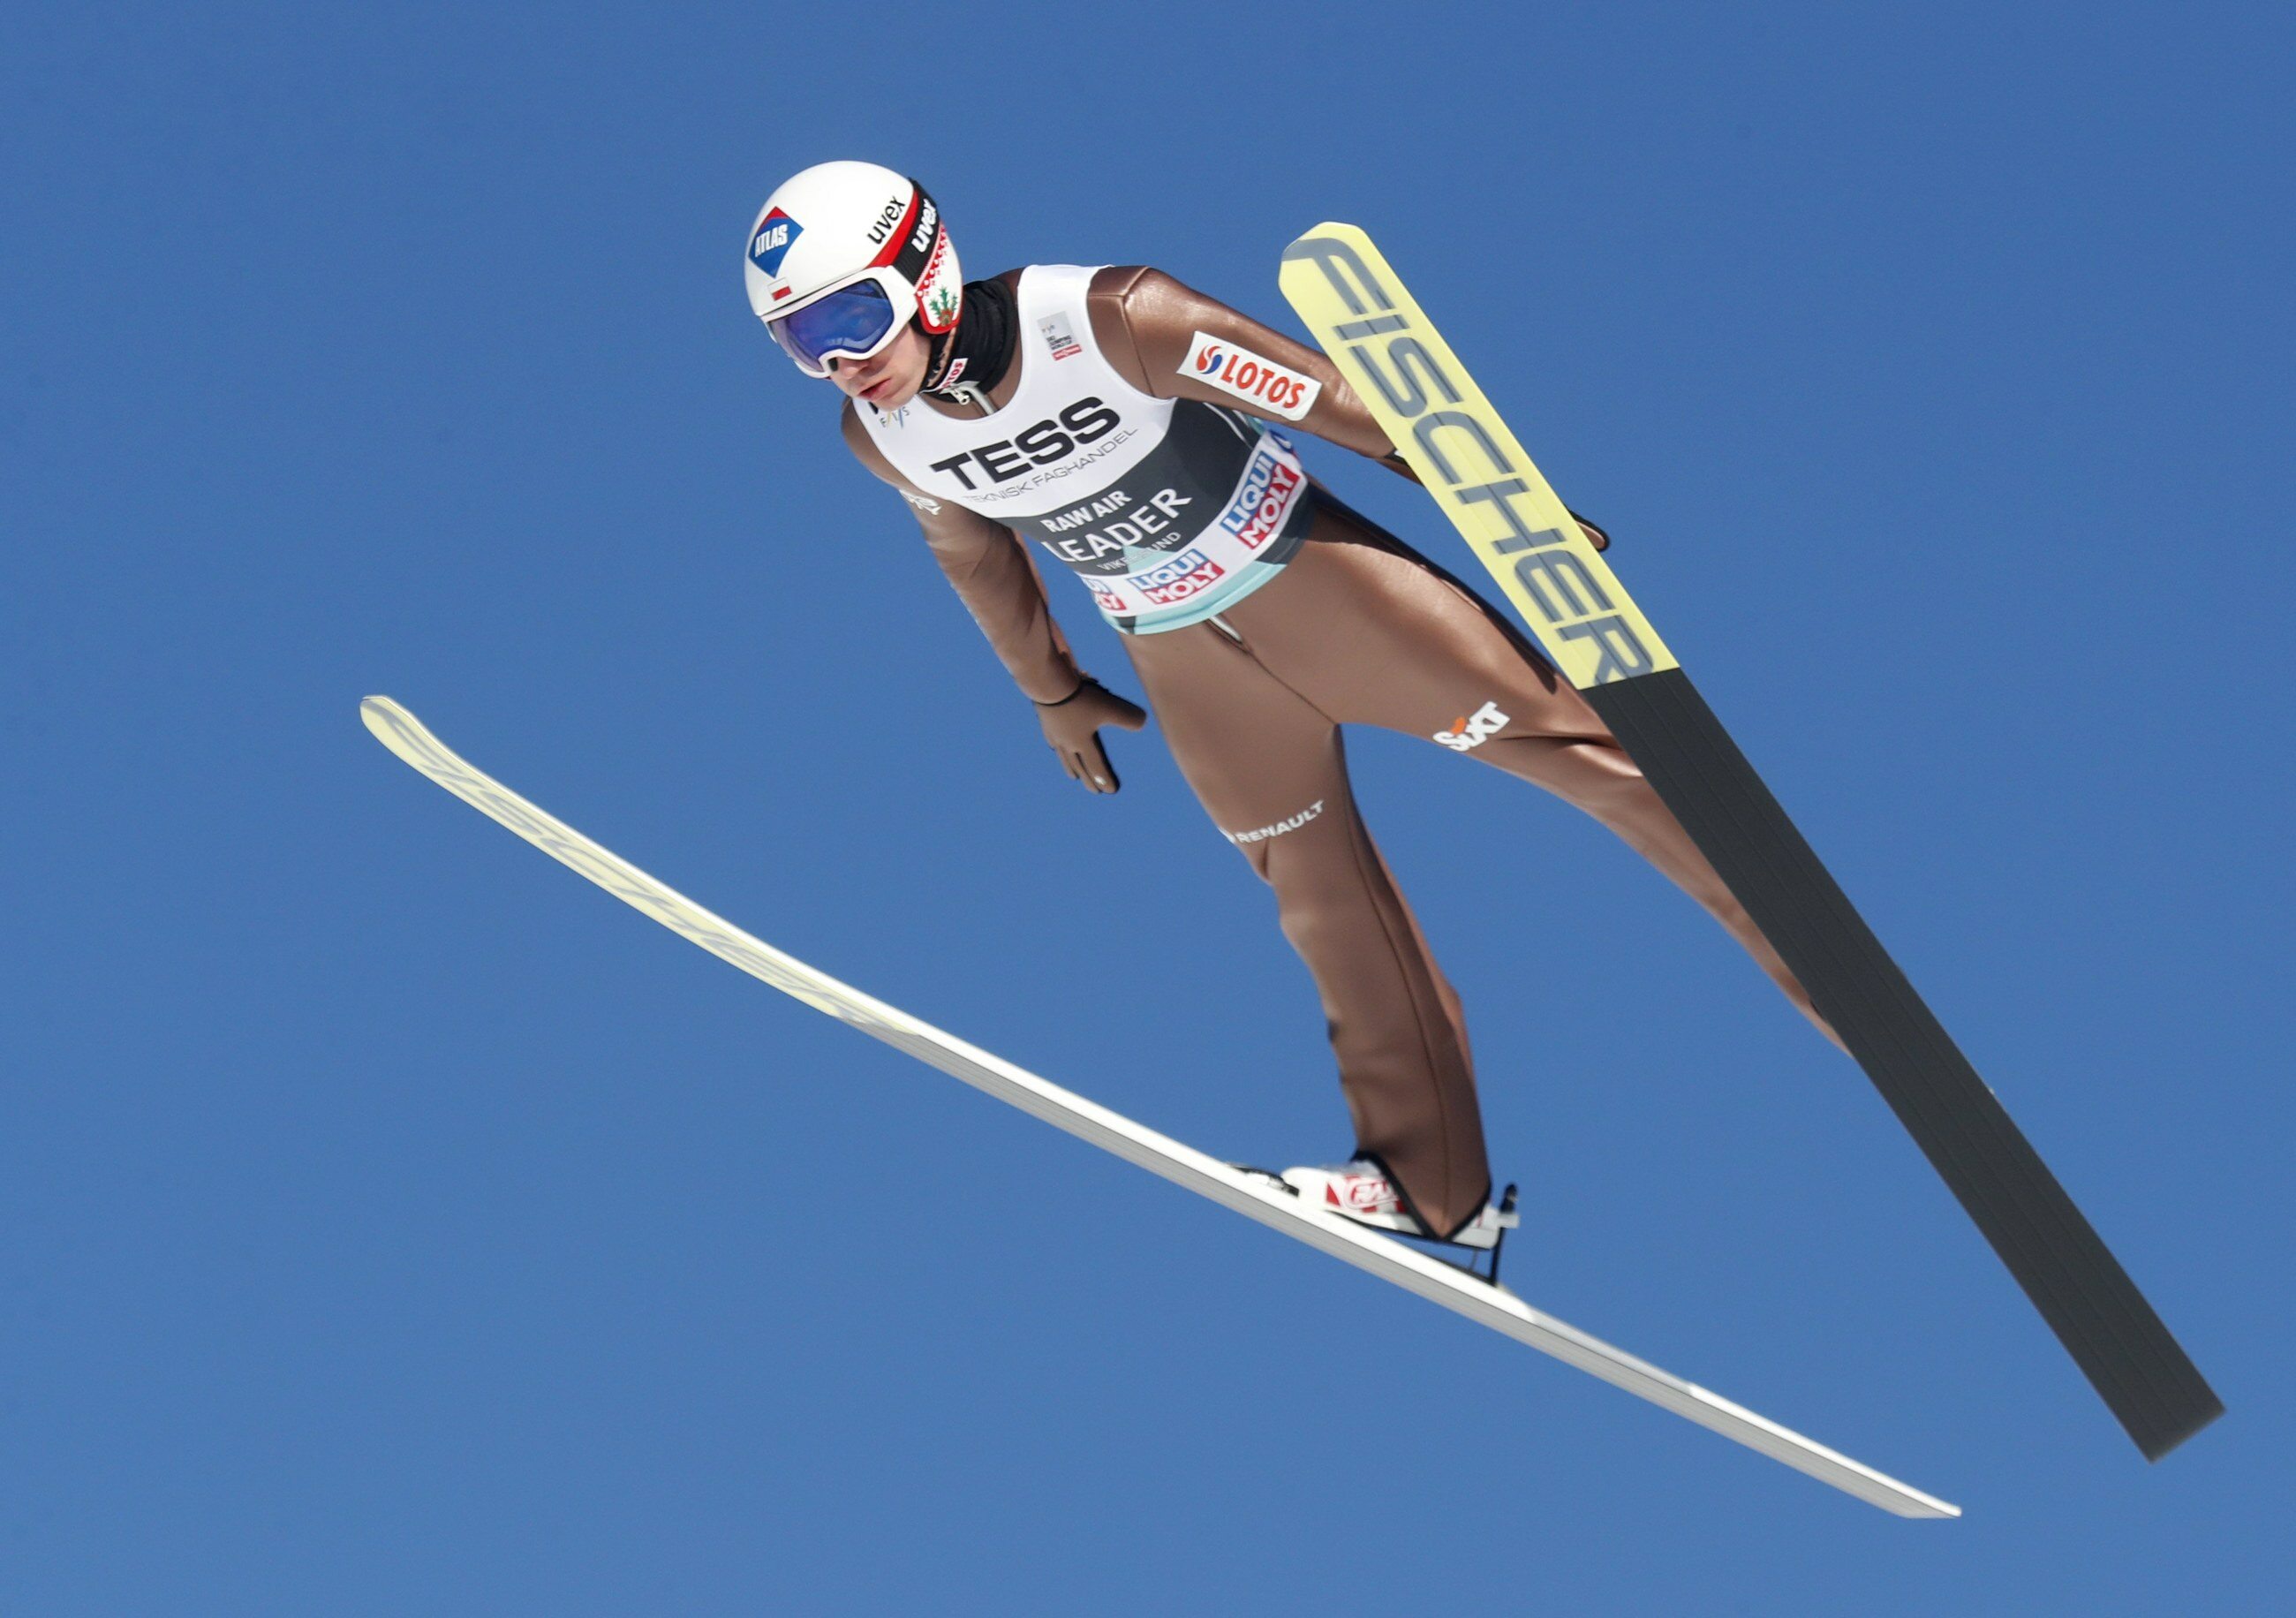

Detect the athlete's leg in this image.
[1225,505,1838,1045]
[1122,620,1493,1237]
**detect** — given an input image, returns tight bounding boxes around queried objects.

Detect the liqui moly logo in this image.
[1433,700,1508,752]
[1182,331,1321,420]
[1219,446,1303,550]
[1132,548,1226,606]
[1087,578,1129,616]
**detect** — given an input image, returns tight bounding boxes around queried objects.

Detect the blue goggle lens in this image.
[767,280,900,372]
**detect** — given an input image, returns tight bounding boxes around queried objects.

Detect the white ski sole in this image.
[361,696,1958,1519]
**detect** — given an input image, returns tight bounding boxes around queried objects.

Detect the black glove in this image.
[1034,677,1148,794]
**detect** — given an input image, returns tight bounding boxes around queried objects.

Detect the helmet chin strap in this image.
[919,331,988,412]
[921,325,961,391]
[920,277,1018,408]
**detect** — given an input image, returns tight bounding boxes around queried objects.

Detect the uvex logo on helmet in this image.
[864,196,906,245]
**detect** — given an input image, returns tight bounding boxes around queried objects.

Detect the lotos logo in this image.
[1182,330,1321,421]
[1219,446,1304,550]
[750,208,803,277]
[1433,700,1508,752]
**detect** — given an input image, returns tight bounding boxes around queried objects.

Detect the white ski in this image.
[360,696,1958,1518]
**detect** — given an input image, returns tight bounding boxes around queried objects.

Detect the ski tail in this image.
[1588,670,2221,1457]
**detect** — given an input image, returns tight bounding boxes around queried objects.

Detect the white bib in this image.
[862,265,1310,632]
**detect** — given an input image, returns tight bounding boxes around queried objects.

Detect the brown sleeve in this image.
[1085,264,1415,474]
[840,403,1084,704]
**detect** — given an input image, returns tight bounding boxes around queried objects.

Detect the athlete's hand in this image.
[1034,677,1147,794]
[1570,510,1611,553]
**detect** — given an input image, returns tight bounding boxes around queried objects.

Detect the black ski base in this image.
[1585,666,2221,1458]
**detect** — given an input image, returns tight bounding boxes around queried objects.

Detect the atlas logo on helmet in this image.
[749,208,803,279]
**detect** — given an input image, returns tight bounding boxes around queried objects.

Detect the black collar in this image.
[923,277,1018,398]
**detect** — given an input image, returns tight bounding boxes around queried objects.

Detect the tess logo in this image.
[1433,700,1508,752]
[925,398,1122,490]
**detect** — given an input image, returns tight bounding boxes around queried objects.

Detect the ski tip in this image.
[359,694,407,740]
[360,697,446,770]
[1280,221,1369,258]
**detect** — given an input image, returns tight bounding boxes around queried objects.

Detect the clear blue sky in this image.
[6,2,2290,1610]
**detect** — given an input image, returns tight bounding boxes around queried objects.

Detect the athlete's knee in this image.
[1216,797,1336,884]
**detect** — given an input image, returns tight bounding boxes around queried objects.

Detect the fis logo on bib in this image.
[1220,446,1304,551]
[1132,548,1226,606]
[1433,701,1508,752]
[1183,331,1321,420]
[750,208,803,278]
[1039,314,1083,360]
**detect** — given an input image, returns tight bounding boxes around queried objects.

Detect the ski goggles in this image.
[763,271,908,378]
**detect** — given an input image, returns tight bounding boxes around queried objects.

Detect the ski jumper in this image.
[845,265,1829,1240]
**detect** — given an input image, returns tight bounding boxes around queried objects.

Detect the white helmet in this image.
[744,161,963,377]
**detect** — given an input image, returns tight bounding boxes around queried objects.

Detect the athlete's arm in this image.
[841,402,1083,702]
[1086,266,1607,549]
[839,404,1145,792]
